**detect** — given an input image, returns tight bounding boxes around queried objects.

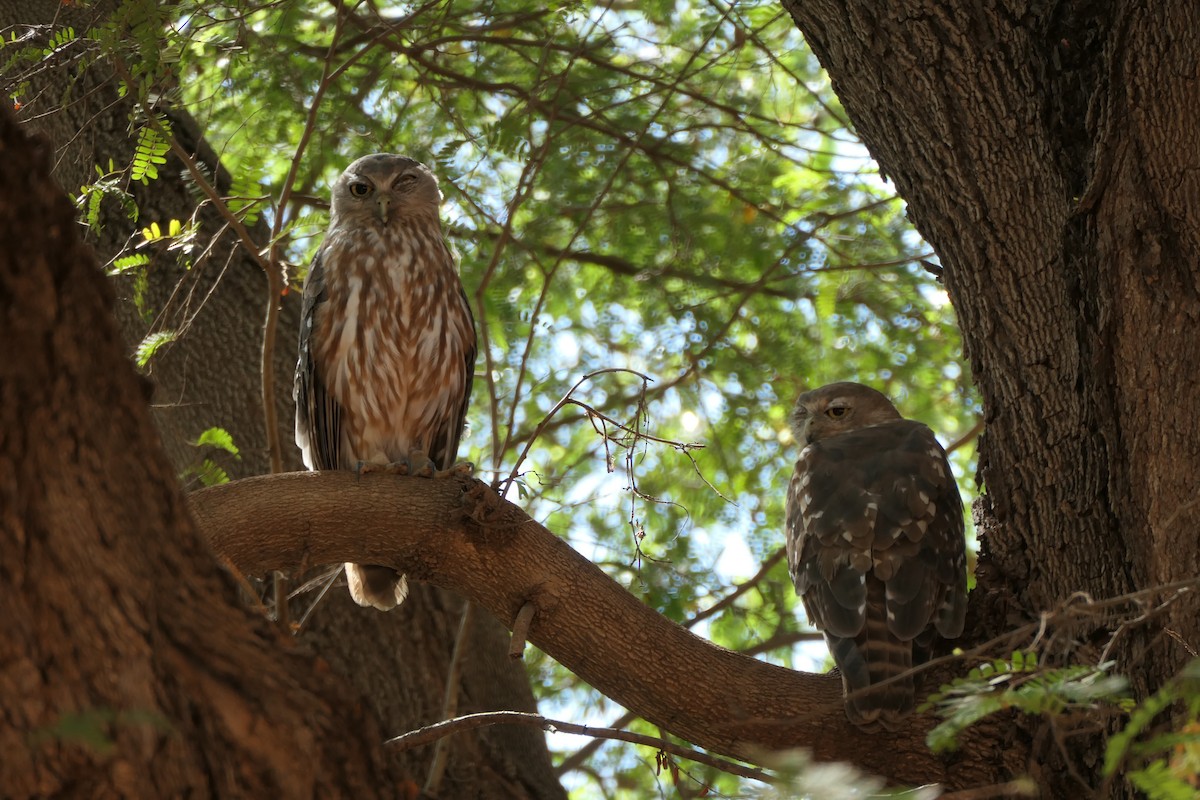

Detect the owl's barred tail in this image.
[345,563,410,611]
[828,581,915,732]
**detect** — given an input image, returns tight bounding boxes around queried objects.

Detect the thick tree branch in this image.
[190,471,980,787]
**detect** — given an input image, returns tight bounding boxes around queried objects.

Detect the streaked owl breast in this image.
[312,224,473,467]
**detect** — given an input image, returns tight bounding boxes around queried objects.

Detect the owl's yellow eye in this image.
[348,181,372,197]
[826,406,848,418]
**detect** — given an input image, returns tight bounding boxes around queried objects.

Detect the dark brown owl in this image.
[294,154,476,611]
[786,382,967,731]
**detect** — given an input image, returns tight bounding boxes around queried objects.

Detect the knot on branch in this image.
[461,479,524,544]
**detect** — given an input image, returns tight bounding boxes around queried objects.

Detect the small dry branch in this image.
[386,711,775,784]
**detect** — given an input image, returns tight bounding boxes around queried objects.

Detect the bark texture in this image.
[3,3,564,797]
[783,0,1200,793]
[0,105,395,799]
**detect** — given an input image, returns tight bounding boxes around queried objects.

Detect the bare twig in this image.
[501,368,656,495]
[388,711,775,784]
[555,709,638,776]
[690,548,786,628]
[291,566,341,634]
[424,601,476,795]
[264,5,347,476]
[947,417,984,454]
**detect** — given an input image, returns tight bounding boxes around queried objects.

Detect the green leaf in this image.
[108,253,150,276]
[926,654,1128,754]
[194,427,239,457]
[134,330,177,368]
[1128,760,1200,800]
[196,458,230,487]
[42,26,76,57]
[130,121,171,184]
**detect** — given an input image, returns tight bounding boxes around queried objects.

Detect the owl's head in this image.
[790,381,902,445]
[330,154,443,228]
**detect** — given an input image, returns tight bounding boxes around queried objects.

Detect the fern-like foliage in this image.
[192,459,231,487]
[135,330,178,368]
[194,427,239,457]
[1105,658,1200,799]
[920,651,1130,753]
[41,26,76,58]
[131,121,171,184]
[108,253,150,277]
[181,427,240,488]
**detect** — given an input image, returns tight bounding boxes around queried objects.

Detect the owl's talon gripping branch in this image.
[440,461,474,479]
[357,450,461,478]
[357,460,410,476]
[406,449,437,477]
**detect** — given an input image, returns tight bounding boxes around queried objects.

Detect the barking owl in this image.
[294,154,477,610]
[786,382,967,730]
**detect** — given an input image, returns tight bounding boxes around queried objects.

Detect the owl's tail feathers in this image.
[345,563,410,611]
[828,602,915,732]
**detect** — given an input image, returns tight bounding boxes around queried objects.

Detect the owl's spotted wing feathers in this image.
[420,283,477,471]
[786,383,967,731]
[295,251,345,471]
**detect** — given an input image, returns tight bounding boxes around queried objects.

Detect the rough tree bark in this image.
[3,2,563,797]
[0,104,397,799]
[783,1,1200,794]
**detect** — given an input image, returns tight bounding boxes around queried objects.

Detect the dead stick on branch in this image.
[509,601,536,659]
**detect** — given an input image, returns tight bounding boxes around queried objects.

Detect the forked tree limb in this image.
[189,471,974,786]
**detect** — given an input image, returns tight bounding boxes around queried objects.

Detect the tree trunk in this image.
[4,3,564,797]
[0,104,399,799]
[783,0,1200,793]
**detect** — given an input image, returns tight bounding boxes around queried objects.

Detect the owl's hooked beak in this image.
[794,417,813,446]
[375,195,390,223]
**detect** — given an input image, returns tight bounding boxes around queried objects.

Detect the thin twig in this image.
[388,711,775,784]
[424,601,476,795]
[501,368,654,495]
[873,576,1200,702]
[947,417,984,454]
[291,566,341,634]
[263,4,348,476]
[486,9,621,482]
[689,548,786,628]
[555,709,638,776]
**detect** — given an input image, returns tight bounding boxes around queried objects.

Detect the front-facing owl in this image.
[786,382,967,730]
[294,154,477,611]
